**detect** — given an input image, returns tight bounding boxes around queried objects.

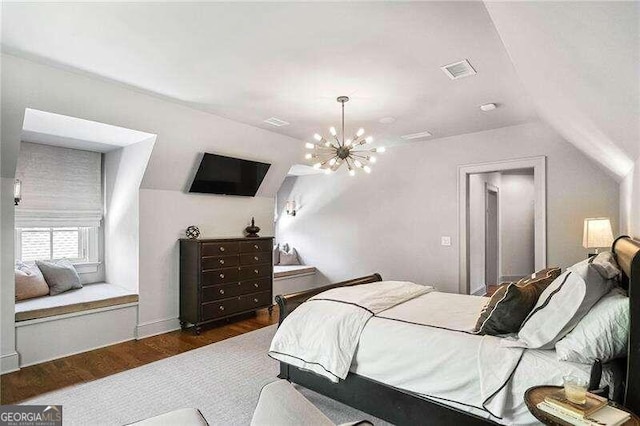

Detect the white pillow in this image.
[506,255,615,349]
[555,288,628,364]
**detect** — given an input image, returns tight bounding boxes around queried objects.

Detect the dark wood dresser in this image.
[179,237,273,334]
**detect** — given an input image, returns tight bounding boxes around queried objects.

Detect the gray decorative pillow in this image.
[475,267,561,335]
[279,247,301,266]
[36,259,83,296]
[589,251,621,280]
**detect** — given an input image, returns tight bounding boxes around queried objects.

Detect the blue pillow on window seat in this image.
[35,259,82,296]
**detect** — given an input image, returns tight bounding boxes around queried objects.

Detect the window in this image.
[16,227,99,263]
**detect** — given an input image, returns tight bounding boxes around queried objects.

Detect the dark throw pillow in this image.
[474,267,561,335]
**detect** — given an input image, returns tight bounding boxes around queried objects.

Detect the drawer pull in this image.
[254,283,259,288]
[254,298,259,303]
[219,273,225,279]
[219,289,225,295]
[254,244,259,250]
[254,269,259,274]
[220,247,225,252]
[219,259,225,265]
[219,305,225,311]
[254,256,259,261]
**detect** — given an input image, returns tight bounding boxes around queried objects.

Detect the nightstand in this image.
[524,386,639,426]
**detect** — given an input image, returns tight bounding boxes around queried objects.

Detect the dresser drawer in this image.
[202,255,239,271]
[240,252,271,266]
[201,267,239,285]
[239,278,271,294]
[202,242,239,256]
[240,240,272,253]
[239,264,271,280]
[202,282,244,302]
[238,291,272,311]
[201,297,240,321]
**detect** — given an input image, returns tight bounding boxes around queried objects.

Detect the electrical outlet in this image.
[441,236,451,246]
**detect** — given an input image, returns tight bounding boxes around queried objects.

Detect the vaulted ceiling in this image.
[1,2,637,179]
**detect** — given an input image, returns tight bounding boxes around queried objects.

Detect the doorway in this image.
[459,156,546,295]
[485,184,499,287]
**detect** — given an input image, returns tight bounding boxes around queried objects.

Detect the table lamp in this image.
[583,217,614,257]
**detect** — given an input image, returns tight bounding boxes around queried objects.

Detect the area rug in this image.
[24,325,389,425]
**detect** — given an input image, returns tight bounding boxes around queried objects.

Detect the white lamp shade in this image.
[583,217,614,249]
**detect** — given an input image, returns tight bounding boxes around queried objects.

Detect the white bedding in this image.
[352,291,617,425]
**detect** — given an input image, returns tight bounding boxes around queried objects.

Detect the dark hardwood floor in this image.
[1,307,278,405]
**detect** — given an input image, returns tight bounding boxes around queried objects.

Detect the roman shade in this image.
[15,142,102,228]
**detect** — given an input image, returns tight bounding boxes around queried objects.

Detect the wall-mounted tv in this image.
[189,153,271,197]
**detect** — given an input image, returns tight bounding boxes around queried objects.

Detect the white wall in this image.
[104,139,155,293]
[469,172,501,294]
[276,122,620,294]
[620,155,640,238]
[500,171,535,280]
[1,54,302,367]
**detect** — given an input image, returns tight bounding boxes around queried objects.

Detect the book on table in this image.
[537,401,631,426]
[544,389,608,418]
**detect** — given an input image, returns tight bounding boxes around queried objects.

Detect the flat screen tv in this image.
[189,153,271,196]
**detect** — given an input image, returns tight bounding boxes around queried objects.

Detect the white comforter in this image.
[269,281,433,382]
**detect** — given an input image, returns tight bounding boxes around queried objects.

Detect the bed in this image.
[273,236,639,425]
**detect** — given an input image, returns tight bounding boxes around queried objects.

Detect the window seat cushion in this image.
[274,265,316,279]
[15,282,138,322]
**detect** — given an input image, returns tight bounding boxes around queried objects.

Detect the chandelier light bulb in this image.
[376,147,386,153]
[305,142,315,149]
[349,169,356,176]
[369,156,377,163]
[365,136,373,144]
[329,158,337,166]
[363,165,372,173]
[313,162,322,169]
[305,153,313,160]
[324,141,331,147]
[330,127,337,136]
[357,128,365,137]
[324,168,332,175]
[345,139,352,146]
[354,160,362,168]
[313,134,322,142]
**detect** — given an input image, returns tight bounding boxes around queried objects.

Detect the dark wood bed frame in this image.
[275,236,640,425]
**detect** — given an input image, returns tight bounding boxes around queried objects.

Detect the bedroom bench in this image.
[15,282,139,322]
[273,265,317,302]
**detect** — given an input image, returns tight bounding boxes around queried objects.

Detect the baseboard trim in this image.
[1,351,20,374]
[136,317,181,339]
[19,338,135,368]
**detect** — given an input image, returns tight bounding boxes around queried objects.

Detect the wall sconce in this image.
[14,179,22,206]
[285,200,297,216]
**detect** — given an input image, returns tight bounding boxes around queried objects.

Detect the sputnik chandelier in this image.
[305,96,385,176]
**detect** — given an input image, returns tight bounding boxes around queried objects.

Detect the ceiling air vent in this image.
[263,117,290,127]
[401,131,432,140]
[441,59,477,80]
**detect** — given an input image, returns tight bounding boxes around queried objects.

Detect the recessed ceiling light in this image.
[441,59,477,80]
[263,117,290,127]
[480,103,497,112]
[401,131,432,140]
[379,117,396,124]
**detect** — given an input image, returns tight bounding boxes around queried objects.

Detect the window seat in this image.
[15,282,138,322]
[274,265,317,279]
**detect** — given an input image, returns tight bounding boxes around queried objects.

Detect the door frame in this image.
[484,183,500,288]
[458,156,546,295]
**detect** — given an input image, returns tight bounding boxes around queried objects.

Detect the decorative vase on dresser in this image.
[179,237,274,334]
